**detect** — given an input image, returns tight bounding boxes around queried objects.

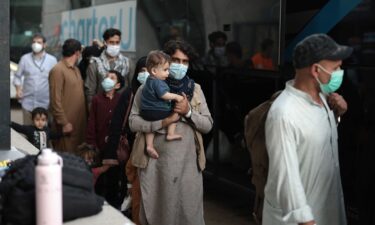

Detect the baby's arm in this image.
[161,92,183,102]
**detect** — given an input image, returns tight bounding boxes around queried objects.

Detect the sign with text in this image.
[61,1,136,52]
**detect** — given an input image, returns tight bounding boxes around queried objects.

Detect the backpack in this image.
[0,152,104,225]
[244,91,281,224]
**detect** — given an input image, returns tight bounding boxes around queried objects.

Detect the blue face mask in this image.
[316,64,344,94]
[214,47,225,57]
[101,77,116,92]
[169,63,188,80]
[137,71,150,84]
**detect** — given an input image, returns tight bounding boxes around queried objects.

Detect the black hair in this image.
[261,38,274,51]
[31,107,48,120]
[208,31,227,44]
[62,39,82,57]
[76,143,100,167]
[81,45,102,61]
[163,39,199,62]
[32,33,46,43]
[108,70,124,90]
[102,28,122,41]
[78,45,103,80]
[131,56,147,93]
[226,41,242,58]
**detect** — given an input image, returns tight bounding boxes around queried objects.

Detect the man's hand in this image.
[161,112,180,128]
[63,123,73,134]
[16,88,23,100]
[298,221,315,225]
[92,39,104,48]
[174,93,190,115]
[328,93,347,117]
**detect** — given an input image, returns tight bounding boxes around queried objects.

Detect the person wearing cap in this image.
[263,33,352,225]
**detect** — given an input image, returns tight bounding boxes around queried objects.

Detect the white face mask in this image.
[32,43,43,53]
[106,44,121,57]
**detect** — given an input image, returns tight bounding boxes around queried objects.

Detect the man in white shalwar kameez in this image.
[263,34,352,225]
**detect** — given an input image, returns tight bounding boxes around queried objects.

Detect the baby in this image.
[76,142,101,184]
[140,50,184,158]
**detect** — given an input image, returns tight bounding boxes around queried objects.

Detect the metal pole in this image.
[278,0,286,66]
[0,0,10,150]
[212,68,220,176]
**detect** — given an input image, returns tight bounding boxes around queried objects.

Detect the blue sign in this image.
[61,1,136,52]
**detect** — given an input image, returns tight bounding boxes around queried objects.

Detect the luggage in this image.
[0,152,104,225]
[244,91,281,223]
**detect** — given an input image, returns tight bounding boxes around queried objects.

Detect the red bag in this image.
[116,93,134,162]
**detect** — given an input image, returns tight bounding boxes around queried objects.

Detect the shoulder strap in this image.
[244,90,282,144]
[121,92,134,131]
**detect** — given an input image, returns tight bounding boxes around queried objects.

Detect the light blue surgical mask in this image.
[101,77,116,92]
[169,63,188,80]
[137,71,150,84]
[214,46,225,57]
[316,64,344,94]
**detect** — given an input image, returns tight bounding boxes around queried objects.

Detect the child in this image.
[77,142,100,167]
[85,69,124,204]
[86,69,124,157]
[76,142,101,184]
[11,107,63,151]
[140,50,184,158]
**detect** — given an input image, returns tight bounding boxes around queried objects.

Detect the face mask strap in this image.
[316,64,332,75]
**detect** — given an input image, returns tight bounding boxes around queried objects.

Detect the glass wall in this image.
[329,1,375,224]
[132,0,282,193]
[10,0,43,62]
[138,0,206,56]
[70,0,91,9]
[285,0,375,224]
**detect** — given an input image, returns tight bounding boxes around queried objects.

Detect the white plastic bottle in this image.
[35,148,63,225]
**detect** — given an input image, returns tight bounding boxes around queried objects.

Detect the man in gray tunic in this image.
[263,34,352,225]
[129,40,213,225]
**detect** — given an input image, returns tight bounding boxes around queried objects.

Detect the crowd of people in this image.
[12,28,213,225]
[11,27,352,225]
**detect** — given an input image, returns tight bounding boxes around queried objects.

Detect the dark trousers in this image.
[95,163,127,209]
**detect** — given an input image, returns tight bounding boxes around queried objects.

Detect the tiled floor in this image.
[203,176,255,225]
[204,191,255,225]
